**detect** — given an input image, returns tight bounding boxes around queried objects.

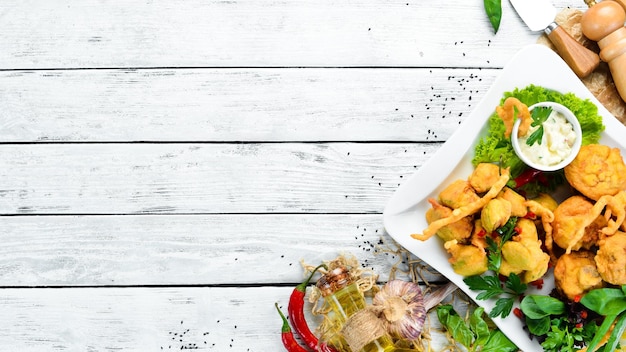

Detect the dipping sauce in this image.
[518,109,577,167]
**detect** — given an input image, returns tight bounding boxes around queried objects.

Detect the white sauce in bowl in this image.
[511,101,582,172]
[518,110,577,166]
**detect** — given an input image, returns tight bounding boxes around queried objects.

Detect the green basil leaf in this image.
[585,313,618,352]
[436,305,473,348]
[469,307,490,348]
[520,295,566,319]
[525,316,551,336]
[436,304,454,326]
[581,287,626,316]
[481,330,517,352]
[483,0,502,34]
[603,311,626,352]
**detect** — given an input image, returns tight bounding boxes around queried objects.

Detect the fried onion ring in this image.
[496,97,531,138]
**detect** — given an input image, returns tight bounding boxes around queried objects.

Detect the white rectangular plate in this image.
[383,44,626,351]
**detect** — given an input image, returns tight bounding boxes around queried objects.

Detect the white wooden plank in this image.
[0,286,465,351]
[0,143,439,214]
[0,68,492,142]
[0,214,444,286]
[0,0,565,69]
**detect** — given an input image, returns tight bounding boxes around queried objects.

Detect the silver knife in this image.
[510,0,600,78]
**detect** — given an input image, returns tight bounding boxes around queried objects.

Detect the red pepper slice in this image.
[288,264,338,352]
[276,302,309,352]
[512,168,544,188]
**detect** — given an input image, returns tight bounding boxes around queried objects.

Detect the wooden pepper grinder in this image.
[581,0,626,101]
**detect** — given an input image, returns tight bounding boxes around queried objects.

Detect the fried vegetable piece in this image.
[553,195,606,252]
[425,198,473,242]
[554,250,604,301]
[480,198,511,233]
[412,170,510,241]
[564,144,626,201]
[497,187,527,217]
[495,97,531,139]
[595,231,626,285]
[469,163,501,193]
[444,240,488,276]
[470,219,488,250]
[532,193,559,212]
[500,218,550,283]
[438,180,480,209]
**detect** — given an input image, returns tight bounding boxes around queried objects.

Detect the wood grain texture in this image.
[0,143,439,215]
[0,0,586,349]
[0,0,545,69]
[0,214,445,286]
[0,68,492,142]
[0,286,465,351]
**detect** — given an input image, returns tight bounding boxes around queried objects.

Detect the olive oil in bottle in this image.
[316,267,396,352]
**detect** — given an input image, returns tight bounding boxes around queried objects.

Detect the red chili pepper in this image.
[523,211,537,220]
[513,307,524,319]
[288,264,338,352]
[580,310,588,319]
[276,302,309,352]
[530,278,543,290]
[512,168,544,188]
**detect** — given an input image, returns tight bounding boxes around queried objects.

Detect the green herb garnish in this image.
[525,106,553,146]
[541,317,595,352]
[472,84,605,194]
[437,305,517,352]
[486,217,518,271]
[464,218,527,319]
[580,286,626,352]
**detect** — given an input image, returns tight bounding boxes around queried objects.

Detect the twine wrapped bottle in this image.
[316,267,397,352]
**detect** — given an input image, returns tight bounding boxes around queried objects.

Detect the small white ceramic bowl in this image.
[511,101,582,172]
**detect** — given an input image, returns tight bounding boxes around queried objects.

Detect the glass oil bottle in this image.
[316,266,397,352]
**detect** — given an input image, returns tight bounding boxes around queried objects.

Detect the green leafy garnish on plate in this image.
[525,106,553,146]
[464,217,527,319]
[472,84,605,194]
[437,305,517,352]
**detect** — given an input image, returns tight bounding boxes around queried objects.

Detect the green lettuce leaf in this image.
[472,84,605,193]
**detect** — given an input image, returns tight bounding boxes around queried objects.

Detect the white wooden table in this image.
[0,1,593,350]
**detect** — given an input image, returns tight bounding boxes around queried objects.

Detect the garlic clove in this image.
[373,280,427,341]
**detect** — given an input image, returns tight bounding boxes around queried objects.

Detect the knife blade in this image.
[510,0,600,78]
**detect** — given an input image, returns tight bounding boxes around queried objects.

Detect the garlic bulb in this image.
[373,280,426,340]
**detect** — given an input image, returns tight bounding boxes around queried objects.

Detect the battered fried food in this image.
[554,250,604,301]
[425,198,473,242]
[553,195,606,253]
[595,231,626,285]
[438,180,480,209]
[497,187,528,217]
[480,198,512,233]
[412,170,510,241]
[496,97,531,139]
[444,240,488,276]
[469,163,501,193]
[499,218,550,283]
[564,144,626,201]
